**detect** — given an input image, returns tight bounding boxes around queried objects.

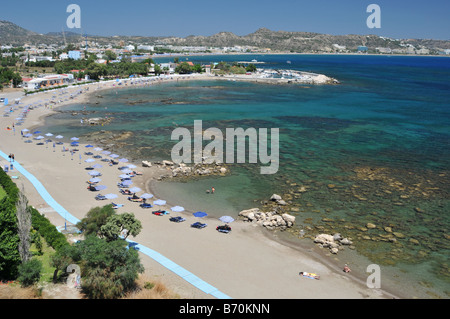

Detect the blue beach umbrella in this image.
[92,164,103,169]
[105,194,118,199]
[193,212,207,218]
[153,199,166,206]
[95,185,107,191]
[219,216,235,223]
[89,177,101,183]
[129,187,141,193]
[121,180,133,186]
[119,158,128,163]
[85,145,94,148]
[88,171,101,176]
[85,158,95,163]
[33,131,41,134]
[140,193,154,199]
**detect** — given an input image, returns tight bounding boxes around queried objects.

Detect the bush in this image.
[18,259,42,287]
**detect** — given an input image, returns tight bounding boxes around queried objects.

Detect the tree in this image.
[104,50,117,62]
[175,62,193,74]
[16,188,31,263]
[193,64,203,73]
[246,63,257,73]
[153,64,162,75]
[50,245,76,283]
[0,191,21,279]
[77,205,116,237]
[100,213,142,241]
[18,259,42,287]
[74,236,144,299]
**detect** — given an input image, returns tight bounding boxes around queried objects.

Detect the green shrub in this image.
[18,259,42,287]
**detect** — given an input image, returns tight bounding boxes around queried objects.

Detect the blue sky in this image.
[1,0,449,39]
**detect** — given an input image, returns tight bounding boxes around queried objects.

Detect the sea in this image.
[39,54,450,298]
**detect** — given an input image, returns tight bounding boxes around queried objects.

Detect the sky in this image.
[1,0,449,40]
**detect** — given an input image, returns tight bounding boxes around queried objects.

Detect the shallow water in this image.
[40,54,450,298]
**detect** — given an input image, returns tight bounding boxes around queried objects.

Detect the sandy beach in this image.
[0,77,397,299]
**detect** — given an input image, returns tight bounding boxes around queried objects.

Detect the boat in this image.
[287,61,292,64]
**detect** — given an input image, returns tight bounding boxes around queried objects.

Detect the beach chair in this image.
[112,203,124,209]
[3,165,8,173]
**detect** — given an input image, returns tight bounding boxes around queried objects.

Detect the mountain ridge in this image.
[1,20,449,52]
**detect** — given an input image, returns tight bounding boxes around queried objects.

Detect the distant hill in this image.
[0,20,41,44]
[1,20,449,53]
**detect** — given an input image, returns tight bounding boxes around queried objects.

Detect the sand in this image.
[0,77,396,299]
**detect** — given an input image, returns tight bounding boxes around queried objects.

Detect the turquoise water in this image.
[40,54,450,298]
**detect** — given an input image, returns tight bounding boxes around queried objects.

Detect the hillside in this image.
[1,20,449,53]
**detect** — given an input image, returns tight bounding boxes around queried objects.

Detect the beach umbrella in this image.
[95,185,107,191]
[22,129,29,132]
[119,174,131,179]
[110,154,119,158]
[119,158,128,163]
[120,169,133,174]
[193,212,207,218]
[129,187,141,193]
[33,131,41,134]
[71,142,79,146]
[153,199,166,206]
[140,193,154,199]
[85,145,94,148]
[219,216,235,224]
[94,147,103,151]
[105,194,118,199]
[45,133,53,137]
[35,136,44,140]
[85,158,95,163]
[89,177,101,183]
[121,180,133,186]
[88,171,101,176]
[126,164,137,169]
[55,135,64,139]
[171,206,185,212]
[92,164,103,169]
[102,151,111,155]
[24,133,33,138]
[71,137,79,141]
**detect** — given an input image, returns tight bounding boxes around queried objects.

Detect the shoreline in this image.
[0,77,400,299]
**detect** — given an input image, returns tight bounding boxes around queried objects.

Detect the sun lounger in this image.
[216,225,232,233]
[191,222,207,229]
[140,203,154,209]
[95,194,107,201]
[112,203,124,209]
[128,197,143,202]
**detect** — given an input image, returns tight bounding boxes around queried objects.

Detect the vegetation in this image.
[17,259,42,287]
[77,205,116,237]
[175,61,203,74]
[0,66,22,89]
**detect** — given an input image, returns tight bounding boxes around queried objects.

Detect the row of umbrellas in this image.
[21,125,235,223]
